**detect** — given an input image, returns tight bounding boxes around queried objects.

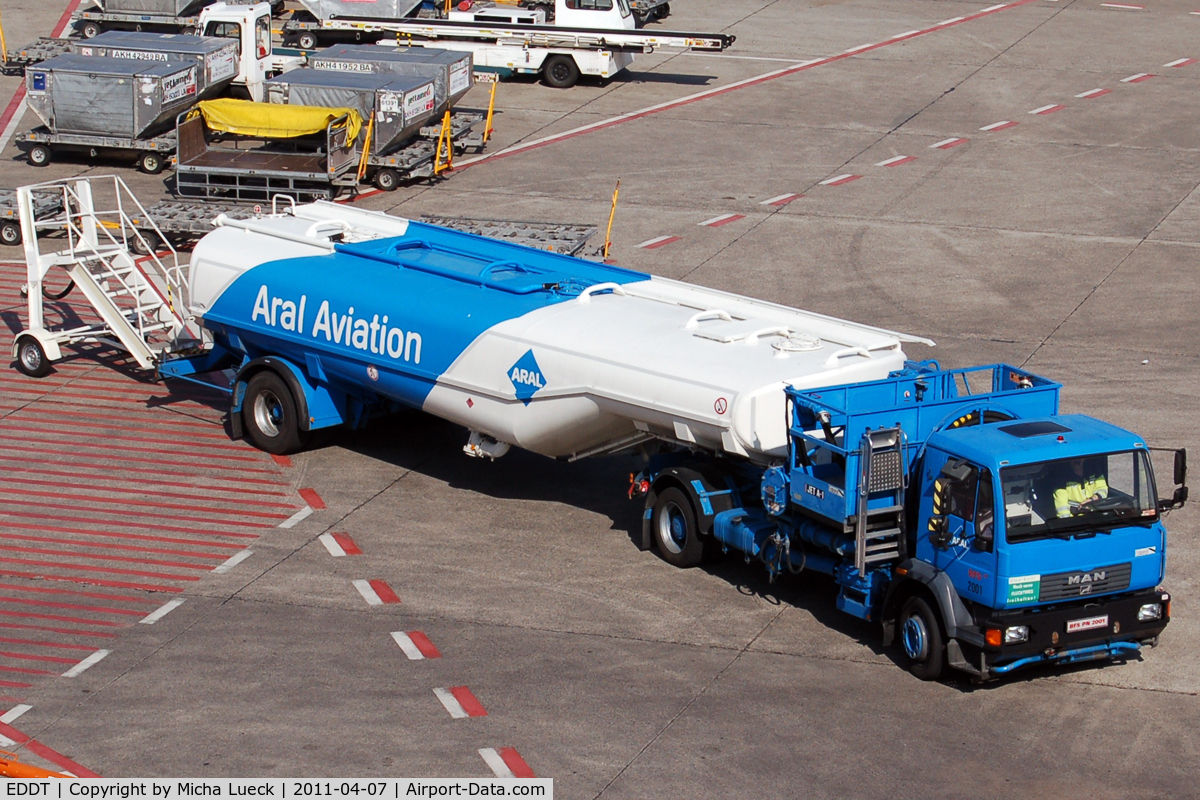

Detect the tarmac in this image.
[0,0,1198,795]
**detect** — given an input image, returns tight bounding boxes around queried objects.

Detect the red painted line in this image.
[0,665,55,676]
[0,696,27,703]
[0,500,276,530]
[12,404,220,432]
[408,631,441,659]
[298,488,326,510]
[979,120,1019,131]
[498,748,536,779]
[0,720,100,778]
[368,580,401,604]
[699,213,745,228]
[0,681,33,690]
[1,521,249,549]
[1076,88,1112,99]
[0,582,157,605]
[0,545,214,572]
[931,137,969,149]
[0,510,260,539]
[1030,104,1064,115]
[0,89,27,144]
[451,0,1041,170]
[0,557,201,583]
[877,155,917,167]
[638,235,682,250]
[0,609,126,628]
[0,637,99,652]
[0,441,278,473]
[0,488,290,519]
[7,411,232,442]
[0,650,78,665]
[0,478,295,510]
[449,686,488,717]
[0,425,270,461]
[0,621,118,639]
[0,533,231,561]
[0,569,183,594]
[1165,58,1198,68]
[0,595,147,617]
[0,454,287,484]
[331,533,362,556]
[271,454,292,467]
[820,174,863,187]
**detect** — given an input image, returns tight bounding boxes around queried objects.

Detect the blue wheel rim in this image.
[902,614,929,661]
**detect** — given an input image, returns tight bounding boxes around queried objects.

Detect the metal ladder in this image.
[17,176,191,371]
[854,427,908,576]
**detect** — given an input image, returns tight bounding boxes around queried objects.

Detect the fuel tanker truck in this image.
[159,201,1187,682]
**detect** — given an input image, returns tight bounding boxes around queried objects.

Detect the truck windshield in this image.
[617,0,632,17]
[1001,450,1157,541]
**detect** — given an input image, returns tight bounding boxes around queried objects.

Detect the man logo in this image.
[508,349,547,406]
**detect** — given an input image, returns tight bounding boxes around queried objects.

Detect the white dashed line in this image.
[279,506,313,529]
[214,550,253,574]
[140,599,185,624]
[0,705,32,724]
[63,650,110,678]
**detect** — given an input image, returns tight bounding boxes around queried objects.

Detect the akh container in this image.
[26,54,200,138]
[293,0,423,21]
[94,0,213,16]
[308,45,473,112]
[72,31,239,97]
[265,68,436,155]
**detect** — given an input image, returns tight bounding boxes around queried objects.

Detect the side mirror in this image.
[1175,448,1188,486]
[940,458,973,482]
[1159,486,1189,512]
[974,521,994,552]
[928,515,951,549]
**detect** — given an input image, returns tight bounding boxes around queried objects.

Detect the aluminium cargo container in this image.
[71,31,239,97]
[309,45,473,112]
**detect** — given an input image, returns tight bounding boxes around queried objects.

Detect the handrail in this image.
[214,214,337,251]
[576,282,627,304]
[684,309,732,329]
[823,346,872,366]
[745,325,790,345]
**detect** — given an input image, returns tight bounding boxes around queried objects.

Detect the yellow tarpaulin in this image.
[195,99,363,141]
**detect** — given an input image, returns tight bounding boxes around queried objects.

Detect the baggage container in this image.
[96,0,211,17]
[309,45,473,111]
[72,31,239,97]
[265,69,436,155]
[294,0,423,21]
[26,55,199,139]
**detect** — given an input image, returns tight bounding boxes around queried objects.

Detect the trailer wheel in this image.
[297,32,318,50]
[242,371,307,455]
[80,20,103,38]
[542,55,580,89]
[0,221,20,247]
[899,596,947,680]
[652,487,704,568]
[15,335,52,378]
[373,168,400,192]
[130,231,160,256]
[27,144,51,167]
[138,152,167,175]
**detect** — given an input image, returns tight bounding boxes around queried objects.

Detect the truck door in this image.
[923,453,999,606]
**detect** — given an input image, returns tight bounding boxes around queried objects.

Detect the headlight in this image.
[1137,603,1162,622]
[1004,625,1029,644]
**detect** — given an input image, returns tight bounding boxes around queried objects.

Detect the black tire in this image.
[651,487,704,568]
[242,371,307,455]
[130,231,160,256]
[27,144,51,167]
[899,596,947,680]
[542,55,580,89]
[15,335,52,378]
[373,167,400,192]
[659,3,670,18]
[80,20,103,38]
[138,151,166,175]
[0,221,20,247]
[297,32,318,50]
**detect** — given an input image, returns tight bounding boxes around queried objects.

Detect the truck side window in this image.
[947,467,978,520]
[205,22,242,57]
[566,0,615,9]
[975,468,995,551]
[256,15,272,59]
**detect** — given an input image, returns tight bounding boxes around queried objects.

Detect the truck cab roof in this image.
[927,413,1146,470]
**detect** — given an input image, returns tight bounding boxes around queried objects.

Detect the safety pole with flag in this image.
[603,178,620,260]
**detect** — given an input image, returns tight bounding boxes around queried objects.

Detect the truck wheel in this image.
[297,32,318,50]
[138,152,166,175]
[27,144,51,167]
[242,371,307,455]
[652,487,704,568]
[130,231,161,256]
[0,221,20,247]
[15,335,52,378]
[659,3,670,18]
[373,168,400,192]
[542,55,580,89]
[80,20,103,38]
[899,596,947,680]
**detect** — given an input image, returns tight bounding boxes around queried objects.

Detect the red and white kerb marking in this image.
[930,137,969,149]
[819,174,862,187]
[298,488,326,510]
[1100,3,1142,9]
[353,579,401,605]
[1076,88,1112,99]
[479,748,536,779]
[62,650,110,678]
[636,235,681,249]
[1029,104,1064,115]
[760,193,802,206]
[433,686,488,718]
[391,631,441,660]
[876,155,916,167]
[1121,73,1154,83]
[1163,58,1197,68]
[319,532,362,557]
[698,213,745,227]
[979,120,1018,131]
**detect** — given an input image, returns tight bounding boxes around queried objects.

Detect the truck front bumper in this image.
[966,587,1170,679]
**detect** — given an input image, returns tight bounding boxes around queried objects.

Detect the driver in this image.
[1054,458,1109,518]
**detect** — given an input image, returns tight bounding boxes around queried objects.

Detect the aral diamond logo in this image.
[508,349,546,406]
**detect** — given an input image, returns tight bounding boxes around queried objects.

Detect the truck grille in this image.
[1038,562,1131,602]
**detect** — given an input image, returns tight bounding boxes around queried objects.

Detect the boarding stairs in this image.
[853,427,907,576]
[15,176,193,372]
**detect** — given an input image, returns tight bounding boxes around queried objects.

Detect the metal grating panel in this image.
[868,450,903,492]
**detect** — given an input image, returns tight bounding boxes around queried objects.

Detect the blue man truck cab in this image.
[633,362,1187,680]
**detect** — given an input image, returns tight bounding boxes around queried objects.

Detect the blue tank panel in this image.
[198,223,649,409]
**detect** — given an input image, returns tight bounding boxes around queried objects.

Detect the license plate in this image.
[1066,615,1109,634]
